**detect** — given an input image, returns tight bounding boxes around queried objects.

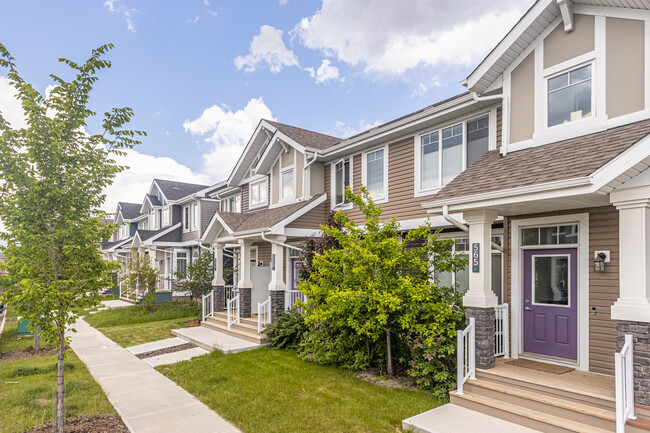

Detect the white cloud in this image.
[103,0,119,12]
[279,0,288,5]
[0,76,27,129]
[186,16,200,24]
[234,25,300,74]
[104,0,138,33]
[183,97,275,180]
[332,119,383,138]
[306,59,342,84]
[292,0,530,75]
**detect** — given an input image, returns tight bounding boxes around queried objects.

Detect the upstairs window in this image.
[250,179,268,208]
[191,203,199,231]
[225,195,241,213]
[442,124,463,185]
[467,117,489,167]
[183,206,190,232]
[364,148,387,201]
[281,169,294,200]
[547,64,591,127]
[334,158,351,206]
[162,207,170,226]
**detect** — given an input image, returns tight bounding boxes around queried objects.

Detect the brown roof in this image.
[218,194,326,233]
[432,119,650,202]
[265,120,340,150]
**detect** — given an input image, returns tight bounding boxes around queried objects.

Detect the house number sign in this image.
[472,243,480,272]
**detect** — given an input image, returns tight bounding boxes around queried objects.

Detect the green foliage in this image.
[299,321,369,371]
[173,250,216,302]
[297,186,466,378]
[0,43,144,431]
[120,252,158,310]
[406,331,460,397]
[264,309,308,349]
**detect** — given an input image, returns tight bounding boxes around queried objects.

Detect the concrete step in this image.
[172,326,265,354]
[463,379,615,431]
[206,313,259,333]
[450,391,612,433]
[200,320,265,344]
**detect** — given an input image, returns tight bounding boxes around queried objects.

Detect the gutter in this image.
[261,231,302,252]
[442,205,504,252]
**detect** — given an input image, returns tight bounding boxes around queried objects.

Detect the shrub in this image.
[265,309,308,349]
[299,321,369,371]
[406,330,460,396]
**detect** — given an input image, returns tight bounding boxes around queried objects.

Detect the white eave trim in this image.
[201,211,236,243]
[142,223,182,246]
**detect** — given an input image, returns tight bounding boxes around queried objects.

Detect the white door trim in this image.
[510,213,590,371]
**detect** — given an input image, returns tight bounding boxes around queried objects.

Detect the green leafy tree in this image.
[172,250,218,319]
[121,251,159,311]
[0,43,144,433]
[298,186,466,376]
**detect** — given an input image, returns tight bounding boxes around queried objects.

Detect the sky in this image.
[0,0,533,213]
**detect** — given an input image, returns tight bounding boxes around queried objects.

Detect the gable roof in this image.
[154,179,209,202]
[118,202,142,220]
[429,118,650,203]
[264,120,340,150]
[147,194,162,207]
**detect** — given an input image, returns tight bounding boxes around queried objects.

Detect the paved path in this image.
[70,319,240,433]
[127,337,210,367]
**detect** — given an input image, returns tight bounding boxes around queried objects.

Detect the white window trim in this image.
[415,113,493,197]
[249,245,259,265]
[173,248,189,277]
[361,145,389,204]
[248,178,268,209]
[279,165,296,203]
[543,59,597,131]
[191,202,200,232]
[182,205,190,233]
[162,206,170,227]
[330,157,354,210]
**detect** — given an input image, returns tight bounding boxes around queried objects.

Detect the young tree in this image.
[298,186,466,376]
[0,44,144,433]
[173,250,225,319]
[120,251,159,311]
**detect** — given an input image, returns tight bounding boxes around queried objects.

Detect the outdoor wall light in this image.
[593,252,607,272]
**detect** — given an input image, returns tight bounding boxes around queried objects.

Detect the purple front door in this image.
[523,248,577,360]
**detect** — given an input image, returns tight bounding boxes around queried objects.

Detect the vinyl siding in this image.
[496,106,502,148]
[252,241,272,265]
[200,200,220,236]
[286,202,328,230]
[242,175,270,214]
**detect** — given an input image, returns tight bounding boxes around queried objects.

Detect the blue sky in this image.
[0,0,532,210]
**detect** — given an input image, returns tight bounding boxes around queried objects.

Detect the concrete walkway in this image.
[70,319,240,433]
[172,326,265,354]
[127,337,210,367]
[101,299,134,309]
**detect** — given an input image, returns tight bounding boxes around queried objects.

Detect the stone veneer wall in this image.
[239,287,252,318]
[617,320,650,405]
[465,306,496,370]
[270,291,285,323]
[213,285,225,312]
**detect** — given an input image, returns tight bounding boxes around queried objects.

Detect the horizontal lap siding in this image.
[344,137,430,224]
[200,200,220,236]
[286,202,328,230]
[505,206,619,375]
[252,242,272,264]
[496,107,502,148]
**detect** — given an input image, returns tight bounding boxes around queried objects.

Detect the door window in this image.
[533,255,569,306]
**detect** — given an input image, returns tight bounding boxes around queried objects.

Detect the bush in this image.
[264,309,308,349]
[299,321,369,371]
[406,331,459,397]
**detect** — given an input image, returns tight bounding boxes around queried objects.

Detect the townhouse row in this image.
[104,1,650,430]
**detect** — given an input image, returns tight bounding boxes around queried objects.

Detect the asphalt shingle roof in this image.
[119,202,142,220]
[432,119,650,202]
[155,179,209,201]
[265,120,340,150]
[147,194,162,206]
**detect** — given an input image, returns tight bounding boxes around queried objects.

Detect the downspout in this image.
[442,205,503,252]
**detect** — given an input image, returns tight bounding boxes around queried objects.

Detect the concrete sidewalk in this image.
[69,319,240,433]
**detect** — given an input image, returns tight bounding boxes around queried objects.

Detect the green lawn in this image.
[0,353,116,433]
[84,303,198,328]
[159,348,441,433]
[0,317,37,353]
[94,317,196,347]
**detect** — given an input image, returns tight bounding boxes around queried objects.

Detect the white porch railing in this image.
[457,317,476,395]
[202,291,214,322]
[227,293,240,329]
[258,296,271,334]
[495,303,510,358]
[616,334,635,433]
[286,290,306,311]
[157,274,172,291]
[224,285,237,309]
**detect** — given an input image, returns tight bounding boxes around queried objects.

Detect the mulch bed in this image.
[354,367,418,390]
[0,346,70,363]
[184,319,200,327]
[25,415,129,433]
[135,342,197,359]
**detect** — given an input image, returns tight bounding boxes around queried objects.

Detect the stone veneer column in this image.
[211,243,226,311]
[239,287,252,318]
[268,236,287,323]
[462,210,499,370]
[213,286,225,311]
[466,306,496,369]
[270,290,285,323]
[617,321,650,405]
[237,239,253,318]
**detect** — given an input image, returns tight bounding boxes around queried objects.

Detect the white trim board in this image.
[510,213,590,372]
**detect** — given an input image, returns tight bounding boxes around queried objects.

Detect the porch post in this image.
[268,236,286,322]
[462,209,499,370]
[238,239,253,318]
[212,242,226,311]
[610,186,650,404]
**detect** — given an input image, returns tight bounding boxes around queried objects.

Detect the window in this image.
[522,224,578,246]
[149,211,156,230]
[281,169,294,200]
[183,206,190,232]
[466,117,489,167]
[548,64,591,127]
[365,148,386,200]
[191,203,199,231]
[334,159,351,206]
[442,124,463,185]
[250,179,268,207]
[176,251,188,276]
[421,132,439,190]
[225,195,241,213]
[249,247,258,265]
[162,207,170,226]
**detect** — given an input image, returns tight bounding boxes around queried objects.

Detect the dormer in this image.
[113,202,140,240]
[465,0,649,153]
[226,119,339,212]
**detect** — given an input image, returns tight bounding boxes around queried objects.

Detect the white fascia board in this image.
[322,94,477,159]
[227,120,271,186]
[150,240,203,247]
[107,237,133,252]
[255,132,308,175]
[142,223,182,246]
[151,180,168,203]
[269,194,328,234]
[132,213,148,222]
[466,0,555,91]
[590,134,650,191]
[200,212,234,244]
[195,181,227,198]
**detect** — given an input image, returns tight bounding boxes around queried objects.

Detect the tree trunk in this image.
[56,328,65,433]
[34,327,40,351]
[385,326,393,377]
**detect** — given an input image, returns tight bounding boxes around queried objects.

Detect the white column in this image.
[268,236,287,291]
[610,186,650,322]
[212,243,226,286]
[238,239,253,288]
[462,209,499,308]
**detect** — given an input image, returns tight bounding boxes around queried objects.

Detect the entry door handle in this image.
[525,307,532,311]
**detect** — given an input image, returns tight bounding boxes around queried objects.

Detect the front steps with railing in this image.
[201,311,266,344]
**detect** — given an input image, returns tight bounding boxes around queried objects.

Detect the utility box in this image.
[16,318,34,337]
